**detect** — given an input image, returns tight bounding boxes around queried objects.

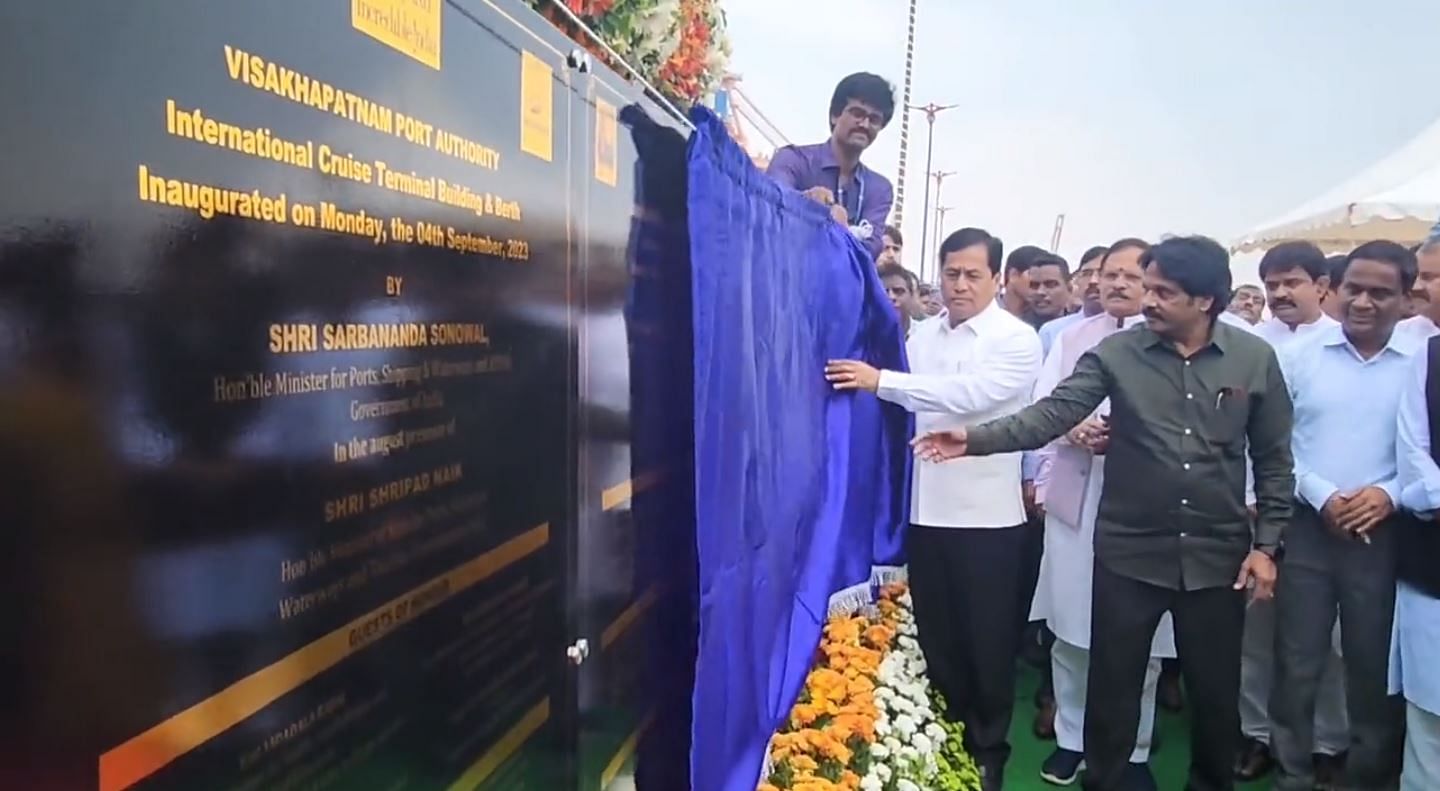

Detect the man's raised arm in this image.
[965,350,1111,456]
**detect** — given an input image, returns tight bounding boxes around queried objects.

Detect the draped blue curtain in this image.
[621,104,700,791]
[686,106,911,791]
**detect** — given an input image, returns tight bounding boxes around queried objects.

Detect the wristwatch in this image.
[1253,542,1283,562]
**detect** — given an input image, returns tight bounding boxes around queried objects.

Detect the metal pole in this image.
[918,116,936,283]
[924,170,956,281]
[893,0,920,224]
[908,103,956,283]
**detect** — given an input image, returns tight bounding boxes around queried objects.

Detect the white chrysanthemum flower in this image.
[896,779,920,791]
[913,733,933,755]
[876,763,893,782]
[860,775,883,791]
[925,722,947,742]
[894,713,917,739]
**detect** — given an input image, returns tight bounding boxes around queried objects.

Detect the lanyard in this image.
[835,168,865,221]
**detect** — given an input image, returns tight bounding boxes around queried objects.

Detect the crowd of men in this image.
[773,72,1440,791]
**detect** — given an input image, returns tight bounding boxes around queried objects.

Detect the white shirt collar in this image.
[1260,313,1337,335]
[1217,310,1259,334]
[938,298,1009,337]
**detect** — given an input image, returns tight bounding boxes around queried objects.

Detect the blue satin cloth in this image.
[686,106,911,791]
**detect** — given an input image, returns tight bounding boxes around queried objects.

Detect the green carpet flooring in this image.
[1005,663,1272,790]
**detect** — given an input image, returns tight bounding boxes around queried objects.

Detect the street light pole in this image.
[908,102,956,283]
[934,205,955,251]
[923,170,956,282]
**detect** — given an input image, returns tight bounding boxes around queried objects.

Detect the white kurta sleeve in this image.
[875,329,1042,417]
[1030,339,1068,502]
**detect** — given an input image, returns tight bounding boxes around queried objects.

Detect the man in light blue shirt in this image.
[1038,245,1108,356]
[1238,241,1349,785]
[1270,240,1416,791]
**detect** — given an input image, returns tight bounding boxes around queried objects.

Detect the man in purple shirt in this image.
[766,72,896,258]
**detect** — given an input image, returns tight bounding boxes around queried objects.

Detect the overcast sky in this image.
[724,0,1440,284]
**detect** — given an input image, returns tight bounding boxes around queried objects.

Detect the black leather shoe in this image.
[1313,751,1347,790]
[979,763,1005,791]
[1233,737,1274,781]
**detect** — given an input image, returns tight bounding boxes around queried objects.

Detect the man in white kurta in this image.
[1393,330,1440,791]
[1030,240,1175,787]
[826,228,1043,791]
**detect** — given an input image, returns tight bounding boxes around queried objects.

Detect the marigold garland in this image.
[760,583,981,791]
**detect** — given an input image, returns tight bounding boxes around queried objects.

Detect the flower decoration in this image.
[527,0,729,105]
[761,583,981,791]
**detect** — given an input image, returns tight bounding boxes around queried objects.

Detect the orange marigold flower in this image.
[790,702,821,727]
[864,623,896,648]
[790,753,819,773]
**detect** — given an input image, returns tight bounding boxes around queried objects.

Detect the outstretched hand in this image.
[911,429,969,462]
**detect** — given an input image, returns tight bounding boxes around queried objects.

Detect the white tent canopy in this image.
[1234,118,1440,254]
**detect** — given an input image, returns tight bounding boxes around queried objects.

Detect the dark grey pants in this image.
[1270,505,1404,791]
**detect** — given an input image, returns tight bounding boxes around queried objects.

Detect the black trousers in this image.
[907,524,1026,771]
[1270,506,1403,791]
[1084,560,1246,791]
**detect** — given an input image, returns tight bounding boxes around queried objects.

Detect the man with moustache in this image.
[1004,245,1049,324]
[1255,242,1338,345]
[1040,245,1109,355]
[1229,284,1267,325]
[1269,241,1415,791]
[1029,244,1111,737]
[1030,238,1173,790]
[1236,241,1350,785]
[1018,252,1074,657]
[1399,238,1440,339]
[1028,253,1074,333]
[912,236,1293,791]
[767,72,896,257]
[878,262,922,337]
[826,228,1043,791]
[918,283,944,317]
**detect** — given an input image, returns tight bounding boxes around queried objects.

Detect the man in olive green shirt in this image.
[914,236,1293,791]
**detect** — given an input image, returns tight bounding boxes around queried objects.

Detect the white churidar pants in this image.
[1052,637,1160,763]
[1402,702,1440,791]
